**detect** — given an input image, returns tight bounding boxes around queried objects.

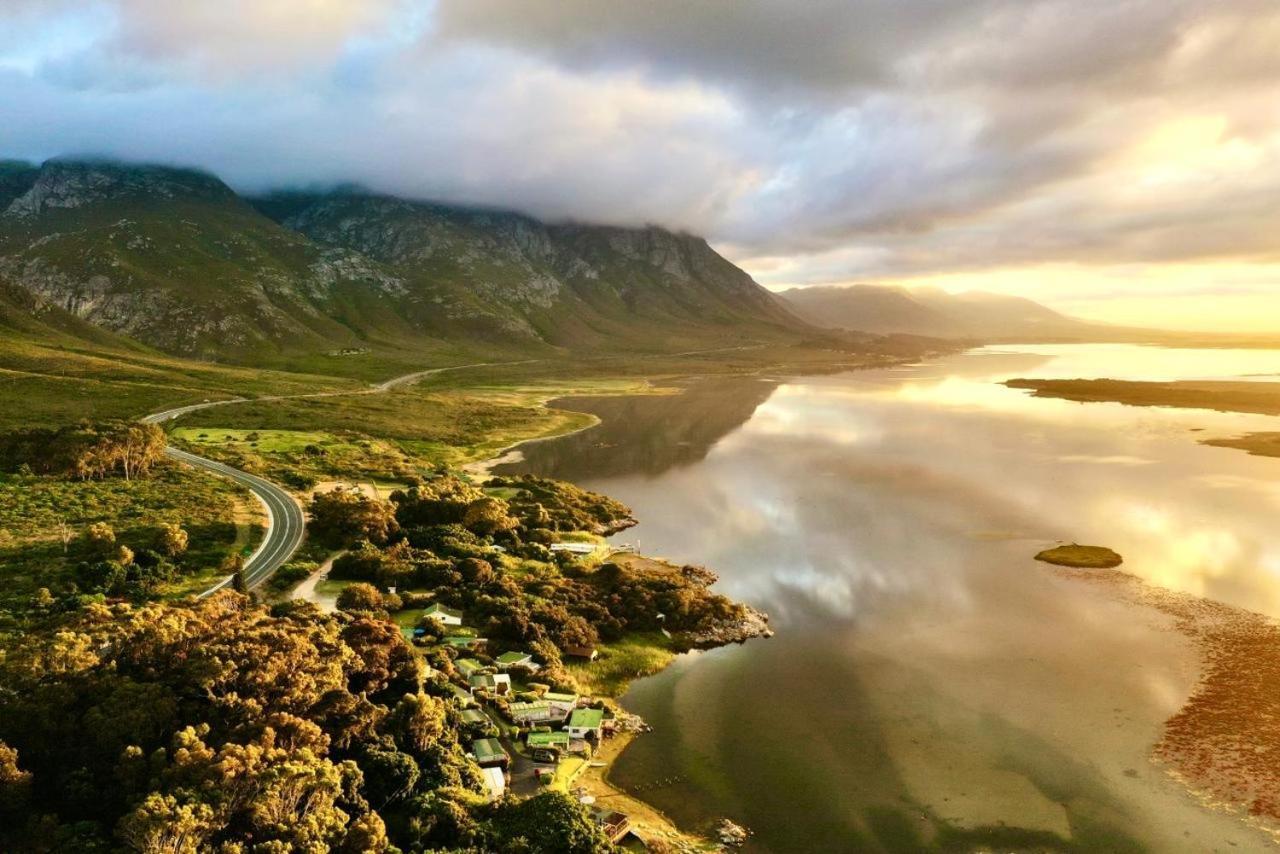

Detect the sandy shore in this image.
[1060,566,1280,839]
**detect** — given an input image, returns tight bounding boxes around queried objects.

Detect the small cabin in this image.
[566,708,605,740]
[424,604,464,627]
[563,644,598,661]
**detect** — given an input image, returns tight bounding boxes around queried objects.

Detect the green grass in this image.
[0,463,262,609]
[566,632,678,697]
[1034,544,1124,569]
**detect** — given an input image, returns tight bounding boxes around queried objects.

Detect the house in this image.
[566,708,605,740]
[455,658,485,678]
[550,542,599,555]
[543,692,579,717]
[459,708,489,726]
[508,700,557,725]
[588,807,632,844]
[526,730,571,763]
[480,765,506,801]
[495,650,538,672]
[443,636,487,651]
[423,604,463,627]
[469,672,512,696]
[563,644,598,661]
[471,737,509,769]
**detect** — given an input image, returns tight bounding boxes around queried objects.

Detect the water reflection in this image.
[505,345,1280,852]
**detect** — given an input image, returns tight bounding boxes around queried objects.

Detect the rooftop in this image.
[527,731,571,748]
[425,603,463,618]
[496,651,532,665]
[459,708,487,724]
[472,738,506,762]
[568,708,605,730]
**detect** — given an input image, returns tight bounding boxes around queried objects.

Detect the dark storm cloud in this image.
[0,0,1277,287]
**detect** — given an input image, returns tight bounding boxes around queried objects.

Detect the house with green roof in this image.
[566,707,605,740]
[526,730,571,762]
[455,658,485,678]
[495,650,538,671]
[508,700,564,725]
[471,737,508,769]
[543,692,579,716]
[443,636,487,650]
[469,672,512,696]
[459,708,488,726]
[424,603,463,626]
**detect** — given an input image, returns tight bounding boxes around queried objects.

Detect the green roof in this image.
[568,708,605,729]
[527,731,570,748]
[425,603,463,618]
[543,692,578,703]
[496,651,532,665]
[459,709,487,724]
[455,658,484,676]
[443,636,486,647]
[472,738,506,762]
[509,700,550,713]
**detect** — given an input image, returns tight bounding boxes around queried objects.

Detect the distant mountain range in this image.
[0,159,809,366]
[776,284,1105,340]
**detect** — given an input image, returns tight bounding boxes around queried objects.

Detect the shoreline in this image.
[1057,564,1280,840]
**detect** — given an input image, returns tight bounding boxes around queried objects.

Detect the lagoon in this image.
[497,344,1280,852]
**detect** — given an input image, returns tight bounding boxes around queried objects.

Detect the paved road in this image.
[143,406,305,596]
[140,360,534,595]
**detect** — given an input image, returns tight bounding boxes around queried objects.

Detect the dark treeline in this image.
[0,421,166,480]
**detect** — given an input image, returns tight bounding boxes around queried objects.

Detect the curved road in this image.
[141,360,535,596]
[142,406,306,596]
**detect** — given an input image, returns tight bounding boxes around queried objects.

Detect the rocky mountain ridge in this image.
[0,159,807,364]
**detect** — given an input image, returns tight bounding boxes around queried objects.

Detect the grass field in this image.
[567,632,678,697]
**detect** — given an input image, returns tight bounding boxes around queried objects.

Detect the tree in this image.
[462,496,518,537]
[84,522,116,555]
[116,793,217,854]
[309,488,399,547]
[157,523,188,558]
[490,791,614,854]
[336,582,383,613]
[0,742,32,817]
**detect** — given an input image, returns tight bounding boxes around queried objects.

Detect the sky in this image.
[1,1,1278,331]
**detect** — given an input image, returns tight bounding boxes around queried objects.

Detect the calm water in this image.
[497,344,1280,853]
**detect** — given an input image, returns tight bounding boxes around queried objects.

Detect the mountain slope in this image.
[257,191,805,352]
[778,283,1100,340]
[0,159,810,364]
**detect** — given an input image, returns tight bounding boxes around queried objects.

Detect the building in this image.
[563,644,598,661]
[550,542,600,555]
[443,636,487,651]
[480,765,506,800]
[468,672,512,696]
[566,708,605,740]
[543,691,579,717]
[471,737,509,769]
[459,708,489,726]
[423,604,463,626]
[495,650,538,671]
[508,700,558,725]
[526,730,571,763]
[589,807,632,844]
[455,658,485,678]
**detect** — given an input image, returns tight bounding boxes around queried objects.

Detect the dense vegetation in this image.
[0,592,612,853]
[0,421,166,480]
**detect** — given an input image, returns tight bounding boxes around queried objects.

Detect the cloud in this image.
[0,0,1277,309]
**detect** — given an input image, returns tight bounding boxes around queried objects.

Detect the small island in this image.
[1034,543,1124,569]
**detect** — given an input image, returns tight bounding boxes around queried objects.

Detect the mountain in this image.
[777,283,1101,340]
[0,158,809,366]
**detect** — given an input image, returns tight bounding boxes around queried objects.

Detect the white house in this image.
[566,708,605,740]
[423,603,463,627]
[481,766,506,800]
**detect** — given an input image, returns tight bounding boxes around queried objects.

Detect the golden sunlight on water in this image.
[503,344,1280,852]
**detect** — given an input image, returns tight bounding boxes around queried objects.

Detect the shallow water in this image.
[496,344,1280,852]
